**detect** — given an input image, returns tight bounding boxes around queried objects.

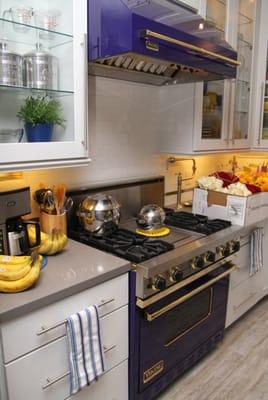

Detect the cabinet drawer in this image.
[225,274,262,328]
[230,243,250,289]
[1,273,128,363]
[5,306,128,400]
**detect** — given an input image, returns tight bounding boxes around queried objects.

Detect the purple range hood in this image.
[88,0,240,86]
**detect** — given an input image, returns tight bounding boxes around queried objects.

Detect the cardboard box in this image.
[193,188,268,226]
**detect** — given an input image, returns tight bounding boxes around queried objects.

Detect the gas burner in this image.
[164,210,231,235]
[69,227,174,263]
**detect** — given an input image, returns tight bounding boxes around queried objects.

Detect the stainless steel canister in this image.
[0,42,23,86]
[23,44,58,90]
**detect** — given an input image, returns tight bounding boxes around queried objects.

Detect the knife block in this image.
[40,211,67,235]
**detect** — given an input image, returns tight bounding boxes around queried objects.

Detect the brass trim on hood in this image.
[141,29,241,66]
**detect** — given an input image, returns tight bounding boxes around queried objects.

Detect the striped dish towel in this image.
[250,227,264,276]
[66,305,106,396]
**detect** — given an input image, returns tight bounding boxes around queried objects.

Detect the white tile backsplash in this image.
[3,76,251,217]
[14,77,163,208]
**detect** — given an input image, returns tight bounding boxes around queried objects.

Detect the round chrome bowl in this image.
[136,204,166,231]
[77,193,121,236]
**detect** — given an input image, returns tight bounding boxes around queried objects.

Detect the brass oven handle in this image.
[145,264,237,322]
[36,298,115,336]
[42,345,116,390]
[141,29,241,66]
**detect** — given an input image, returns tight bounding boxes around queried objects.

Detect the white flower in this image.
[227,182,251,196]
[197,176,223,191]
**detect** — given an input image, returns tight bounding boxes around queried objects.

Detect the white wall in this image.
[2,76,266,217]
[1,77,165,215]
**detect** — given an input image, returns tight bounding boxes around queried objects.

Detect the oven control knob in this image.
[153,275,166,291]
[203,251,216,263]
[170,268,183,283]
[191,256,205,269]
[217,245,230,257]
[228,240,240,253]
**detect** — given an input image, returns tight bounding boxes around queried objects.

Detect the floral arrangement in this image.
[197,170,264,197]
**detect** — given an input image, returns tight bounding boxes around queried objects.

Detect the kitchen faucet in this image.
[166,157,197,210]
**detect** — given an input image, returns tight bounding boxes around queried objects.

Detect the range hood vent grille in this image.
[89,52,221,86]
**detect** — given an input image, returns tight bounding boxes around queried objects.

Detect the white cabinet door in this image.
[193,80,230,152]
[251,0,268,149]
[227,0,256,150]
[195,0,252,152]
[0,0,89,171]
[1,273,128,363]
[5,307,128,400]
[226,221,268,328]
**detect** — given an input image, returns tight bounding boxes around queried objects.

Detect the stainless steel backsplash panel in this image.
[67,176,164,229]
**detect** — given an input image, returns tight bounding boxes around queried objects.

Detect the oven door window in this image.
[164,287,212,348]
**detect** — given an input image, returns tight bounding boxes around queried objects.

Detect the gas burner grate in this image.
[69,228,174,263]
[164,210,231,235]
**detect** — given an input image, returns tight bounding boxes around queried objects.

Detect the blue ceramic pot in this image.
[25,123,54,142]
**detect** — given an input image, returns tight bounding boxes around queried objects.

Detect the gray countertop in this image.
[0,240,130,322]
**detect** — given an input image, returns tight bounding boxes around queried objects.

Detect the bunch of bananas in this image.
[28,226,68,255]
[0,254,42,293]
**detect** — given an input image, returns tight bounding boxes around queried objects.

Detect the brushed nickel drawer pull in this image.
[42,344,116,390]
[36,298,115,336]
[145,265,237,322]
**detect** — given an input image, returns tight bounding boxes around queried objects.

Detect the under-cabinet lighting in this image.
[0,172,23,181]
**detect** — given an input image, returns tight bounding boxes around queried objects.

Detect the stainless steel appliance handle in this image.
[137,255,236,309]
[140,30,241,66]
[42,345,116,390]
[144,264,237,322]
[258,82,265,145]
[36,298,115,336]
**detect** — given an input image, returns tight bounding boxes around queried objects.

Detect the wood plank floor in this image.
[157,297,268,400]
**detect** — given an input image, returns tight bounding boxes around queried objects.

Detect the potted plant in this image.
[17,96,65,142]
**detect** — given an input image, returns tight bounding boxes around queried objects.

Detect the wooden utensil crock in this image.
[40,211,67,235]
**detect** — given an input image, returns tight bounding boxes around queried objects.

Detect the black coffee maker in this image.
[0,187,40,256]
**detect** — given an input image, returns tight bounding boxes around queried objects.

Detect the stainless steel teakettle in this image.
[23,43,58,90]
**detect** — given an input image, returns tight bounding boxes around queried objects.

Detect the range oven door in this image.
[136,261,235,392]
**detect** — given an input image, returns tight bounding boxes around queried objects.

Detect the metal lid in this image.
[80,193,121,213]
[0,42,21,57]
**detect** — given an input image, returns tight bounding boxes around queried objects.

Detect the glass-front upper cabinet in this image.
[228,0,256,149]
[263,49,268,140]
[193,0,230,151]
[194,0,257,152]
[206,0,226,36]
[250,0,268,149]
[0,0,88,171]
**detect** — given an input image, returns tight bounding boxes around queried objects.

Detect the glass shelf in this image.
[238,12,253,26]
[0,18,73,49]
[238,37,252,49]
[0,84,73,97]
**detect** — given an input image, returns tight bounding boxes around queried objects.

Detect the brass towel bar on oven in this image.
[144,264,237,322]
